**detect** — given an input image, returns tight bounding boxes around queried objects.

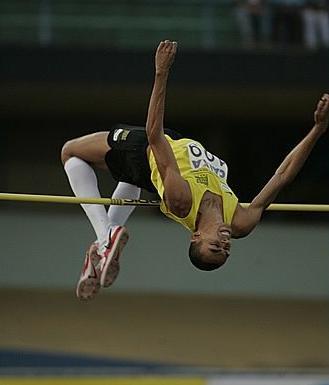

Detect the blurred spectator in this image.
[301,0,329,49]
[271,0,304,47]
[235,0,271,48]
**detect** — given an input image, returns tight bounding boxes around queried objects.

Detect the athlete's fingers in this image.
[163,39,171,50]
[163,40,176,53]
[318,94,329,109]
[156,41,165,55]
[158,40,177,53]
[171,41,177,54]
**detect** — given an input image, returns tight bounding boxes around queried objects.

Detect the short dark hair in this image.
[188,242,222,271]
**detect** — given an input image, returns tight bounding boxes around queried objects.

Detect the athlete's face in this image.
[191,226,232,267]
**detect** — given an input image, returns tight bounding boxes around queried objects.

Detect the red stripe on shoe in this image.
[82,255,89,274]
[103,226,122,258]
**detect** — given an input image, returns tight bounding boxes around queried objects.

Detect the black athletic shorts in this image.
[105,124,182,193]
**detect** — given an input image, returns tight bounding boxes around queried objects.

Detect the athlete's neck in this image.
[196,191,224,231]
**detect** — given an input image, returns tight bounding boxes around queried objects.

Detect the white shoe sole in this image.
[76,244,101,301]
[100,227,129,288]
[76,277,100,301]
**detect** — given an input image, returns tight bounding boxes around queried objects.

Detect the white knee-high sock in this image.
[107,182,141,227]
[64,157,109,244]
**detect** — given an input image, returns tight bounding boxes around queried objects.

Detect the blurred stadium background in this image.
[0,1,328,384]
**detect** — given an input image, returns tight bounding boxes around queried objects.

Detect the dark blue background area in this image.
[0,349,168,368]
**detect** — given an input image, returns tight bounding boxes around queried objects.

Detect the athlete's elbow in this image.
[275,170,294,185]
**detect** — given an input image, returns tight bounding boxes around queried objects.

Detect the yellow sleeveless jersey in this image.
[148,135,238,232]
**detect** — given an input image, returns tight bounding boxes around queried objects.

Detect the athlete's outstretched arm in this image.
[146,40,191,216]
[233,94,329,237]
[146,40,176,144]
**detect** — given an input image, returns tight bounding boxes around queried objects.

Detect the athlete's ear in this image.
[191,231,201,242]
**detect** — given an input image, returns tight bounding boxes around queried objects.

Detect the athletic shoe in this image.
[100,226,129,288]
[76,242,102,301]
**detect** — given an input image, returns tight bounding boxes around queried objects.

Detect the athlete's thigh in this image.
[63,131,110,169]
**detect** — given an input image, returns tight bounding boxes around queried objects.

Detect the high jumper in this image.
[61,40,329,300]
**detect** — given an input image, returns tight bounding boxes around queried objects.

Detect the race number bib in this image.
[187,142,228,179]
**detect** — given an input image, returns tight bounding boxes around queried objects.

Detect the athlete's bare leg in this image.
[61,131,136,300]
[61,131,110,170]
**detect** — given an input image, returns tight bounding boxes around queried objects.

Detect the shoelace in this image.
[104,229,113,250]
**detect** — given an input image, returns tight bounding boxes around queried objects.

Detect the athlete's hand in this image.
[314,93,329,134]
[155,40,177,75]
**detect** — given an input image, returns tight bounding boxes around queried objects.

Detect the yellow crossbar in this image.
[0,193,328,212]
[0,193,160,207]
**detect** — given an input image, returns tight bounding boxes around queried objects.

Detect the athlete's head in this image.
[189,226,231,271]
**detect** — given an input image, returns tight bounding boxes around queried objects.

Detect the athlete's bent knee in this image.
[61,139,76,165]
